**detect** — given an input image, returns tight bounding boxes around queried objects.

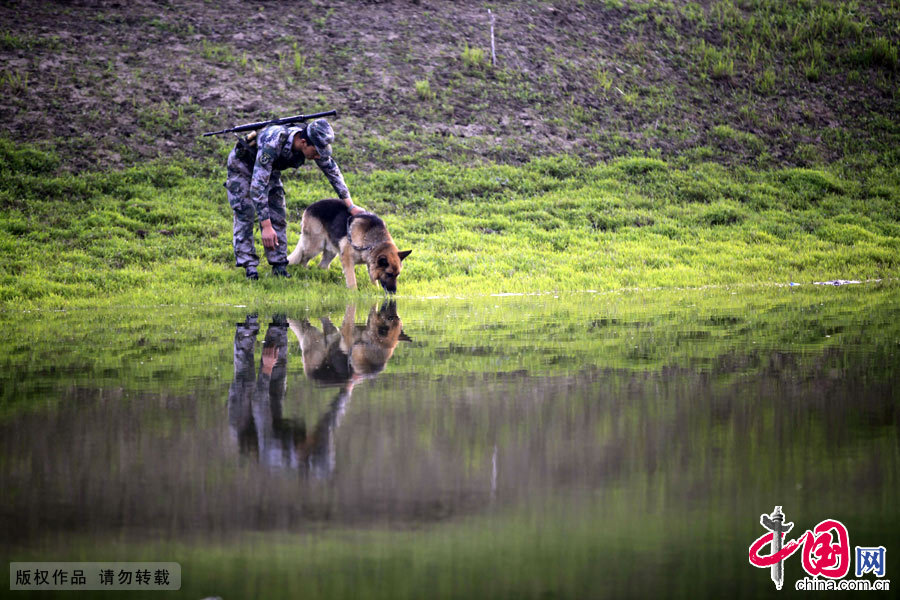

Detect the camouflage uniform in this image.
[225,123,350,270]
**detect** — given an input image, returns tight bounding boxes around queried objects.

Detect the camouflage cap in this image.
[306,119,334,158]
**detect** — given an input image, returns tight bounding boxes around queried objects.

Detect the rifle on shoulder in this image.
[201,109,337,137]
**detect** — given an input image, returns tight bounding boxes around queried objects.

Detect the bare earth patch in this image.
[2,0,898,172]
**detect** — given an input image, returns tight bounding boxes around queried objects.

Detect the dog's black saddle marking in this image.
[306,199,387,253]
[306,199,351,249]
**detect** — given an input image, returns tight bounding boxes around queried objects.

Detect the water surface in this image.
[2,284,898,598]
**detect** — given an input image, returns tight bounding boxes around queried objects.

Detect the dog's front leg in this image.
[340,245,358,289]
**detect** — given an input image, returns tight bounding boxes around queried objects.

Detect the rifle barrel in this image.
[201,109,338,137]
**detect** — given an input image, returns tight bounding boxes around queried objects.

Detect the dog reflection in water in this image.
[289,302,409,389]
[228,303,408,476]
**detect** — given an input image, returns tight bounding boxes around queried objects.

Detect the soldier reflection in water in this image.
[228,303,408,477]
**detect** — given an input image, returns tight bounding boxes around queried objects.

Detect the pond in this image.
[2,283,898,598]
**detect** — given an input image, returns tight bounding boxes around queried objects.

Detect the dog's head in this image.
[349,301,410,375]
[367,246,411,294]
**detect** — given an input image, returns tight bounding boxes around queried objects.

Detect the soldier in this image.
[224,118,363,279]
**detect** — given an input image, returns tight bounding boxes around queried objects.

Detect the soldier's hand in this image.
[349,205,366,216]
[261,221,278,249]
[261,345,277,375]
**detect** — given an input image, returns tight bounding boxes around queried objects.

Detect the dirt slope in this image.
[2,0,897,172]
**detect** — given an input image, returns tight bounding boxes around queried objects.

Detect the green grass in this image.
[592,67,613,93]
[854,36,899,70]
[0,139,898,311]
[200,40,236,63]
[0,29,60,50]
[292,48,306,74]
[415,79,435,100]
[755,67,777,94]
[0,30,32,50]
[710,124,764,154]
[0,68,28,93]
[461,43,486,70]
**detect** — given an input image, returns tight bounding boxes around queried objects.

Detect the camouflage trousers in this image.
[224,149,288,268]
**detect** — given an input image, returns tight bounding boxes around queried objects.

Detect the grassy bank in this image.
[1,139,898,311]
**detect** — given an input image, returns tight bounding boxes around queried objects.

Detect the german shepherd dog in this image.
[287,199,411,293]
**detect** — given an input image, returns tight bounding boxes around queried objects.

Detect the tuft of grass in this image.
[804,61,821,82]
[461,43,486,69]
[288,41,306,75]
[200,40,235,63]
[135,100,197,132]
[0,30,59,50]
[147,17,194,37]
[0,69,29,93]
[797,40,825,81]
[414,79,435,101]
[711,125,763,154]
[593,68,613,93]
[695,39,734,80]
[0,30,32,50]
[853,36,898,70]
[700,202,746,226]
[755,68,776,94]
[711,57,734,80]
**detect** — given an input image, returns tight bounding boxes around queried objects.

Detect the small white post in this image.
[488,9,496,67]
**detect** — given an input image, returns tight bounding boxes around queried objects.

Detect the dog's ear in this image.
[398,250,412,261]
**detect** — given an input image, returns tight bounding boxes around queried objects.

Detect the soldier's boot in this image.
[245,267,259,280]
[272,265,291,278]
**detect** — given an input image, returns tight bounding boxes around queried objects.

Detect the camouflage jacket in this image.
[248,125,350,221]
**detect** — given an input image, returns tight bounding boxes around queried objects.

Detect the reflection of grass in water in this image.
[1,283,898,420]
[11,489,900,599]
[6,513,720,598]
[1,508,708,599]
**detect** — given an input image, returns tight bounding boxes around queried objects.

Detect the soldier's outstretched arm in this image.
[250,133,281,249]
[315,156,364,214]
